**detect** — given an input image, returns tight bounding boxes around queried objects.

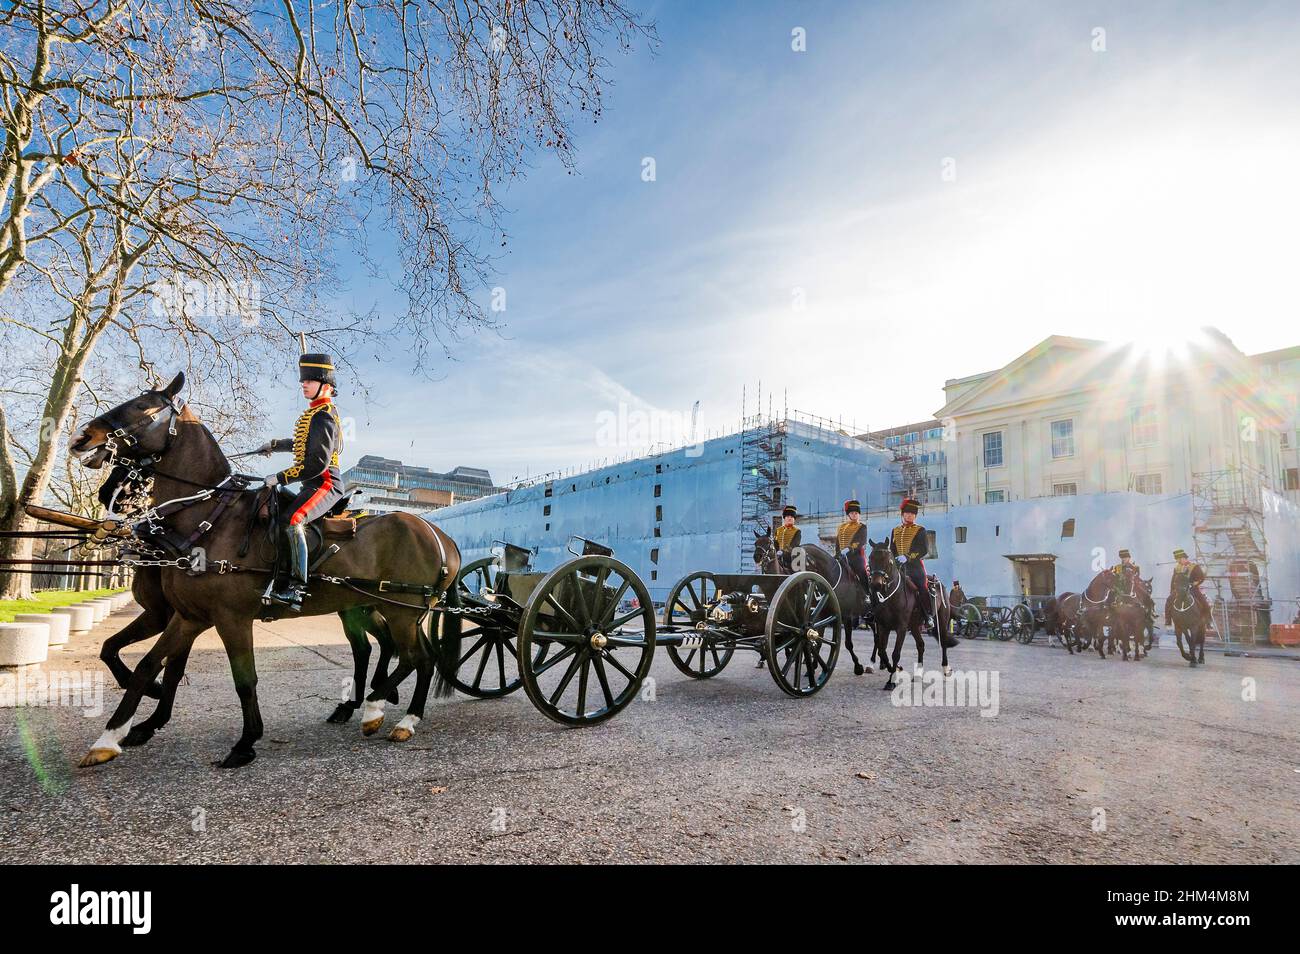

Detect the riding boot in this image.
[264,523,309,611]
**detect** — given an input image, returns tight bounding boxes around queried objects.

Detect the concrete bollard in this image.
[51,605,95,634]
[13,613,70,648]
[77,602,107,623]
[91,598,115,618]
[0,622,51,667]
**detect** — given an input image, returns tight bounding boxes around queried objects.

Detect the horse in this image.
[795,543,876,676]
[69,373,460,768]
[1168,573,1207,667]
[866,539,954,690]
[1079,570,1144,661]
[89,455,408,723]
[753,530,874,674]
[1048,592,1090,654]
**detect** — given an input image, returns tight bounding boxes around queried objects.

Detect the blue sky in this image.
[273,1,1300,486]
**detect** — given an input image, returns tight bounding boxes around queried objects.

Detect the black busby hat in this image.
[1173,548,1188,560]
[299,353,337,389]
[844,499,860,514]
[781,505,797,519]
[900,498,921,514]
[1118,548,1131,559]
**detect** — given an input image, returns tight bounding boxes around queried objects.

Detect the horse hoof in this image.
[864,666,874,674]
[78,747,119,768]
[389,726,414,742]
[361,717,384,736]
[882,682,895,691]
[326,704,354,724]
[217,748,256,769]
[122,726,155,748]
[853,664,864,676]
[943,665,953,677]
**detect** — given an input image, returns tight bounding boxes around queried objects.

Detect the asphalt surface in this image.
[2,606,1297,864]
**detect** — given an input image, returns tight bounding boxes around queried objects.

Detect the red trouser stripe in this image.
[289,470,333,526]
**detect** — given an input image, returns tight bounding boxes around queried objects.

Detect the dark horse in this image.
[866,540,955,690]
[1079,570,1145,661]
[1169,573,1207,667]
[753,530,873,674]
[70,374,460,768]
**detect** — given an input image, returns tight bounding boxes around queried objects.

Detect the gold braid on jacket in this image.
[775,525,798,549]
[281,402,342,480]
[892,523,922,556]
[837,521,863,550]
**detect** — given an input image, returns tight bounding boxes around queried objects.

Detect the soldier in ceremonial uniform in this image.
[773,504,801,573]
[260,354,344,610]
[838,499,868,586]
[1110,548,1141,579]
[890,498,933,626]
[1165,547,1212,627]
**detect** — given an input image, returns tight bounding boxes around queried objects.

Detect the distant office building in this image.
[342,455,499,515]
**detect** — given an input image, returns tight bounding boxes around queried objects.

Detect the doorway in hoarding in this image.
[1008,555,1056,598]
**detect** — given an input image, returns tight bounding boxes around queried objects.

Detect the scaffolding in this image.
[1192,465,1271,643]
[738,415,788,568]
[888,446,947,509]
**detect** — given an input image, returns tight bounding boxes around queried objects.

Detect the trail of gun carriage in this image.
[2,1,1298,868]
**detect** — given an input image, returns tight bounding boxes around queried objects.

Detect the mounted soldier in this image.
[260,354,345,610]
[773,504,801,574]
[1110,548,1141,580]
[1165,547,1212,627]
[890,498,933,629]
[837,499,868,587]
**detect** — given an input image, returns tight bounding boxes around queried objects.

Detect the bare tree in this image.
[0,0,655,598]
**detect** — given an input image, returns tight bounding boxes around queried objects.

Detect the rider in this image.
[890,498,933,629]
[773,504,801,573]
[261,354,344,610]
[837,499,868,587]
[1110,548,1141,579]
[949,580,966,607]
[1165,547,1213,628]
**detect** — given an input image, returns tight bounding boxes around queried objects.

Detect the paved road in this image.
[2,608,1297,863]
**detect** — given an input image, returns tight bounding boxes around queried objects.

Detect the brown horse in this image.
[70,374,460,768]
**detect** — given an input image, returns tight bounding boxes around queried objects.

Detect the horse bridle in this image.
[867,549,901,603]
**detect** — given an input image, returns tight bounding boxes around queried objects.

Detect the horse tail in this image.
[423,608,458,700]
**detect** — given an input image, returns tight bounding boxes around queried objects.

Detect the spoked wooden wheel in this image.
[663,571,733,678]
[444,557,542,698]
[959,603,982,639]
[519,555,656,726]
[764,571,841,697]
[1012,603,1035,643]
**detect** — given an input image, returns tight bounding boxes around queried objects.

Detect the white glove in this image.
[263,474,280,488]
[896,555,907,565]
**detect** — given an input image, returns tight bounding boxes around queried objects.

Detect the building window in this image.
[983,431,1003,468]
[925,530,937,559]
[1282,432,1291,449]
[655,505,662,522]
[985,489,1006,503]
[954,526,967,544]
[654,526,661,537]
[1131,405,1158,446]
[544,484,553,498]
[651,570,658,581]
[1052,482,1077,497]
[545,523,550,531]
[1286,468,1299,490]
[1050,419,1074,458]
[1134,473,1163,495]
[1061,518,1075,538]
[653,484,662,498]
[650,548,659,564]
[543,504,551,516]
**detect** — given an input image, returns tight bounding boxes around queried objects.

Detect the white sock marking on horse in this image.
[91,718,133,754]
[361,700,384,723]
[395,714,420,733]
[943,664,953,677]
